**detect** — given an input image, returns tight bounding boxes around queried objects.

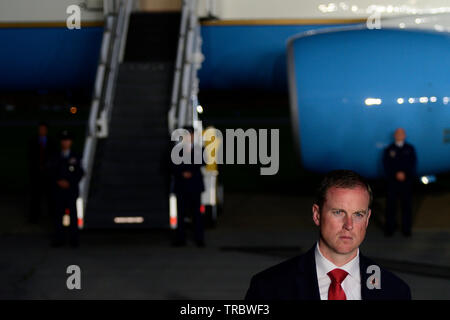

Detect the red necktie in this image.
[327,269,348,300]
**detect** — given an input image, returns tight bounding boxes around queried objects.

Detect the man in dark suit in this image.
[245,170,411,300]
[383,128,417,237]
[47,130,84,248]
[28,122,56,223]
[170,126,205,247]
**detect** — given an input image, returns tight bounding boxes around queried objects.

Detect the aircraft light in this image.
[421,175,436,184]
[365,98,382,106]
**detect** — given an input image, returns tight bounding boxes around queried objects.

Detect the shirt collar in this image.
[62,150,71,158]
[315,242,360,282]
[395,141,405,148]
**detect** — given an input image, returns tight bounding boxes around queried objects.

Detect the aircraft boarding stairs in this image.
[85,12,180,228]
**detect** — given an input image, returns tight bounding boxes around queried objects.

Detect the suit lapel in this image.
[359,253,380,300]
[294,246,386,300]
[295,245,321,300]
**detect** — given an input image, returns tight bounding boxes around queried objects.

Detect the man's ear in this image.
[366,208,372,228]
[312,204,321,227]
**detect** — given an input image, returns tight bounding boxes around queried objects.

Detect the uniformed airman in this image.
[383,128,417,237]
[48,130,84,247]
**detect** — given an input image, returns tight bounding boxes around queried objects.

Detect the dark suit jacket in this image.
[28,135,57,179]
[47,150,84,198]
[245,245,411,300]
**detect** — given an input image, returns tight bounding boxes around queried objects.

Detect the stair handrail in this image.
[77,0,133,228]
[169,0,204,133]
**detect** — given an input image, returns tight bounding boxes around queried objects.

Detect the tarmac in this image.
[1,191,449,300]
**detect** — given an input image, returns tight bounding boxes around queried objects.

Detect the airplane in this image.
[286,13,450,178]
[2,0,449,181]
[0,0,103,91]
[198,3,450,180]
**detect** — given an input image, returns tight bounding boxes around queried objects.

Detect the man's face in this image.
[394,128,406,143]
[312,186,371,256]
[38,125,48,137]
[60,139,72,151]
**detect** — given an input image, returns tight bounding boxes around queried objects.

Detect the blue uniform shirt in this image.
[383,142,417,183]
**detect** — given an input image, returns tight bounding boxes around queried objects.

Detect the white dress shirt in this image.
[315,243,362,300]
[62,150,70,158]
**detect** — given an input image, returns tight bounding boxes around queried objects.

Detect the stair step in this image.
[113,94,171,106]
[116,74,173,87]
[93,155,170,168]
[94,153,169,166]
[89,190,169,201]
[84,213,169,229]
[95,170,167,182]
[87,212,169,220]
[99,152,169,163]
[109,115,167,126]
[91,183,169,195]
[95,172,168,185]
[99,159,166,169]
[91,170,168,183]
[92,155,167,168]
[96,139,170,153]
[88,201,168,210]
[117,63,174,85]
[88,188,169,202]
[115,82,172,96]
[110,114,167,124]
[108,125,168,138]
[88,199,168,212]
[100,144,170,155]
[112,105,170,118]
[95,162,169,174]
[89,184,169,195]
[103,136,169,148]
[119,62,174,73]
[88,199,168,210]
[91,178,168,188]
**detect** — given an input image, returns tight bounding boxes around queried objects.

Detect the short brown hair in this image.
[314,170,373,211]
